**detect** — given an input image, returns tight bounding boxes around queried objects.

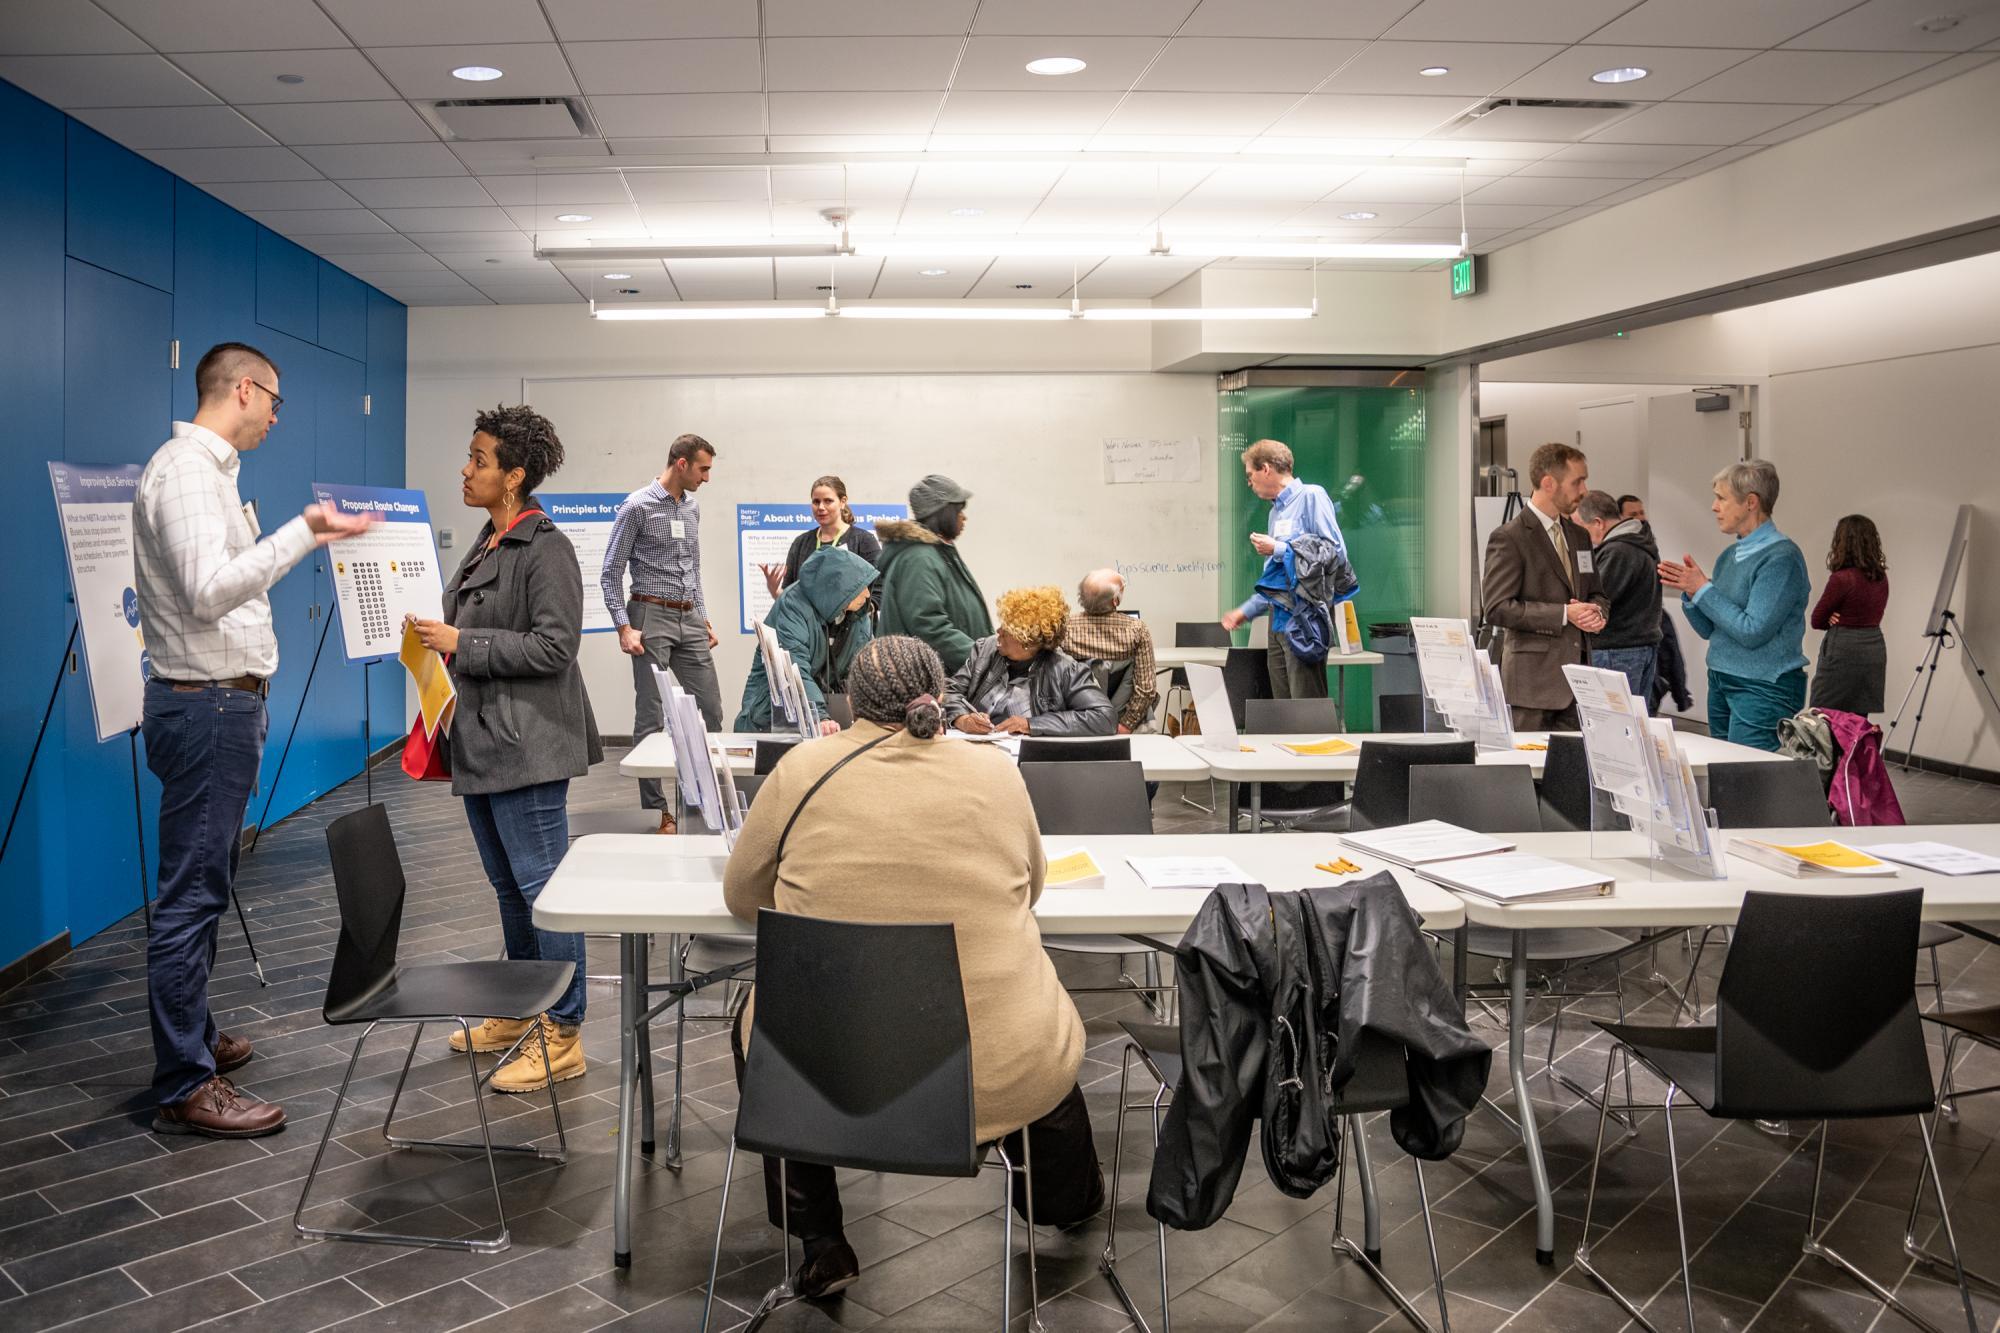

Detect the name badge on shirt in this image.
[1575,550,1595,574]
[670,519,687,539]
[1272,516,1297,540]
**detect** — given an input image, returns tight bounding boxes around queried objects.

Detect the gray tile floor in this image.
[1,758,1998,1332]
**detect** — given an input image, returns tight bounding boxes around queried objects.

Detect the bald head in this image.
[1077,568,1124,616]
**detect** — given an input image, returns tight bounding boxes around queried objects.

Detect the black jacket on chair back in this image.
[1146,875,1490,1231]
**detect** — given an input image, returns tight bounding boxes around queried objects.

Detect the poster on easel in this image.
[310,484,445,662]
[735,502,905,633]
[48,462,146,741]
[538,492,625,633]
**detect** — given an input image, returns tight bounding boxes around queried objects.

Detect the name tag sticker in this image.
[1273,517,1297,539]
[670,519,687,539]
[1575,550,1595,574]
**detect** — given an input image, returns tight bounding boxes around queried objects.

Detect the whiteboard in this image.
[1104,436,1201,485]
[514,372,1217,732]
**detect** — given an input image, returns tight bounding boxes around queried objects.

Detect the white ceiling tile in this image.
[373,206,522,233]
[342,177,498,208]
[1587,101,1818,144]
[971,1,1199,36]
[0,0,147,55]
[503,202,645,231]
[145,145,320,181]
[1466,174,1640,205]
[1074,255,1207,297]
[624,168,768,204]
[238,100,439,145]
[1021,199,1169,230]
[954,35,1170,91]
[453,138,611,172]
[1386,0,1638,43]
[768,92,944,135]
[773,255,883,299]
[1325,168,1491,203]
[411,230,535,251]
[1503,46,1760,102]
[1414,201,1565,228]
[666,258,776,299]
[932,90,1122,134]
[935,132,1100,150]
[766,134,932,152]
[250,208,390,234]
[1680,50,1939,102]
[1786,0,2000,51]
[298,143,468,178]
[289,231,419,254]
[1588,0,1855,48]
[201,179,362,211]
[1542,141,1716,170]
[171,48,398,103]
[395,293,495,306]
[1181,164,1364,202]
[320,252,450,274]
[1281,201,1436,226]
[483,173,635,205]
[1857,51,2000,101]
[766,36,963,91]
[0,53,216,107]
[72,105,273,150]
[868,258,984,298]
[567,39,764,94]
[1320,41,1566,97]
[890,200,1038,230]
[908,163,1067,198]
[969,257,1096,297]
[638,201,778,231]
[766,1,972,35]
[604,135,769,153]
[1183,0,1416,38]
[1046,162,1210,199]
[1265,93,1481,139]
[1656,143,1766,174]
[543,0,759,40]
[367,44,578,100]
[513,253,643,274]
[316,0,552,45]
[1421,139,1563,159]
[467,272,576,291]
[769,165,915,200]
[593,93,768,137]
[1136,37,1362,92]
[474,287,581,305]
[1583,179,1680,206]
[1099,92,1300,136]
[1158,202,1305,231]
[91,0,349,51]
[1745,102,1871,142]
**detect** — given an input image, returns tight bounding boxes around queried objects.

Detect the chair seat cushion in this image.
[336,961,576,1024]
[687,934,757,972]
[1595,1021,1720,1111]
[1118,1020,1183,1089]
[1918,922,1964,950]
[1046,935,1155,956]
[1464,924,1633,963]
[1925,1004,2000,1042]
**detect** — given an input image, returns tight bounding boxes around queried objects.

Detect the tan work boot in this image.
[656,811,677,835]
[448,1015,535,1054]
[492,1016,585,1093]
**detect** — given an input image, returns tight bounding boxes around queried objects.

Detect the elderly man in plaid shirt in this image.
[1064,569,1159,734]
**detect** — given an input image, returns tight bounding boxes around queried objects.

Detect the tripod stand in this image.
[1885,609,2000,771]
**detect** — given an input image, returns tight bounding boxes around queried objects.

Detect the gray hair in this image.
[1576,490,1623,525]
[1076,568,1123,616]
[1713,459,1780,516]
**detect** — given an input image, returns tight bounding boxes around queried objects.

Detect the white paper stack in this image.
[1411,617,1513,750]
[1340,820,1515,868]
[1416,852,1614,903]
[1125,856,1254,890]
[1853,842,2000,876]
[1727,839,1897,878]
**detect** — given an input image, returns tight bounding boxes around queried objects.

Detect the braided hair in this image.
[849,635,947,738]
[473,404,566,496]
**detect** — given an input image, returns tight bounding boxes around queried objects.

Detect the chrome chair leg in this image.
[699,1137,739,1333]
[736,1157,796,1332]
[1660,1084,1696,1333]
[1573,1045,1664,1331]
[1329,1115,1450,1332]
[996,1140,1016,1333]
[1022,1126,1046,1333]
[1100,1045,1172,1333]
[1903,1068,2000,1300]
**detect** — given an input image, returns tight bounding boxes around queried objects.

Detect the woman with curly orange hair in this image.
[943,586,1116,736]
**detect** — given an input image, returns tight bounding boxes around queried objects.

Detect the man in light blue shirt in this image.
[1220,438,1346,699]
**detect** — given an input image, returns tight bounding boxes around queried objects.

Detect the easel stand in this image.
[1886,610,2000,772]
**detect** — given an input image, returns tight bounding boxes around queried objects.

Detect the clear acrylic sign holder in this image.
[1410,616,1515,752]
[1575,696,1724,881]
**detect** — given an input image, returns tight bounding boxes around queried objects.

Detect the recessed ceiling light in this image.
[919,267,950,277]
[452,65,504,82]
[554,213,592,222]
[949,206,985,218]
[1339,211,1378,221]
[1418,66,1450,77]
[275,73,305,85]
[602,272,632,280]
[1025,56,1087,76]
[1591,66,1649,84]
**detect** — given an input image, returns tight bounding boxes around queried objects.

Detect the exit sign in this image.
[1449,254,1481,299]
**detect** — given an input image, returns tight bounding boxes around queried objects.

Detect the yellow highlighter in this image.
[1315,858,1364,876]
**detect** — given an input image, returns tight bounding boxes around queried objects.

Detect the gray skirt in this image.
[1810,624,1886,714]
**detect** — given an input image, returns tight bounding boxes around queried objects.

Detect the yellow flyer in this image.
[399,621,457,740]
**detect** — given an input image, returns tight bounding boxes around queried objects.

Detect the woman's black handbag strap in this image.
[775,731,893,862]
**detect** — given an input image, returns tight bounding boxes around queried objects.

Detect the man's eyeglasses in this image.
[248,379,284,414]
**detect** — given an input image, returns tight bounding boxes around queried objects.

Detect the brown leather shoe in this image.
[153,1076,286,1139]
[656,811,677,835]
[212,1032,254,1074]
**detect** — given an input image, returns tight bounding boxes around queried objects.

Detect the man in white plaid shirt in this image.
[134,342,372,1139]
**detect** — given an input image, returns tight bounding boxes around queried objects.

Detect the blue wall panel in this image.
[318,262,368,360]
[309,352,369,798]
[255,227,318,342]
[172,182,257,421]
[66,123,173,295]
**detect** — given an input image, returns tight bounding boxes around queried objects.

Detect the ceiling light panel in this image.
[1676,49,1938,102]
[170,48,399,103]
[91,0,349,52]
[1317,40,1564,95]
[956,35,1168,89]
[566,38,765,94]
[366,44,578,100]
[765,36,965,91]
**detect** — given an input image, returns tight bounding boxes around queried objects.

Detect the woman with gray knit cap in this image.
[722,635,1103,1301]
[875,473,991,673]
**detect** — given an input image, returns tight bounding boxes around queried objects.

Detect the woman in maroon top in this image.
[1809,514,1889,714]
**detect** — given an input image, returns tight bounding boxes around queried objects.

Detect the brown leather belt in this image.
[632,593,696,611]
[163,675,270,697]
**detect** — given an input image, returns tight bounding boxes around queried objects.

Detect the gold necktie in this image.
[1550,521,1577,595]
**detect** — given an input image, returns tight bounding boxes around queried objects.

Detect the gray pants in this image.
[629,599,723,811]
[1265,637,1328,700]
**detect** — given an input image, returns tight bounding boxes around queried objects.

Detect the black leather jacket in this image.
[943,638,1116,736]
[1147,876,1490,1231]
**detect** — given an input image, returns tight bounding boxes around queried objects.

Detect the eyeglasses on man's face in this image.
[248,379,284,414]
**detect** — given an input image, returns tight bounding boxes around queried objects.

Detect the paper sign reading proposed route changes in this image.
[311,483,444,662]
[49,462,146,740]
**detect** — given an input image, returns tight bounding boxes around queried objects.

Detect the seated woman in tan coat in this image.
[722,634,1103,1300]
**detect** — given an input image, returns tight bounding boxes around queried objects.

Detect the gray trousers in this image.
[1265,637,1328,700]
[629,599,723,811]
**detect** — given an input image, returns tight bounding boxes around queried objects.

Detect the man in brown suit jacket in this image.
[1481,442,1610,730]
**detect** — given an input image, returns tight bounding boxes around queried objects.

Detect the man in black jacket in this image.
[1577,490,1664,704]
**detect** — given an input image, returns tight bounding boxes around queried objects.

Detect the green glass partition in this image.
[1217,372,1427,729]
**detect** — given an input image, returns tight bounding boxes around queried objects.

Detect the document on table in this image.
[1340,820,1514,868]
[399,621,456,739]
[1417,852,1614,903]
[1728,839,1897,877]
[1851,841,2000,876]
[1275,736,1359,757]
[1045,849,1107,889]
[1126,856,1253,890]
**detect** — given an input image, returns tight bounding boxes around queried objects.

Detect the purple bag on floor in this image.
[1820,708,1906,827]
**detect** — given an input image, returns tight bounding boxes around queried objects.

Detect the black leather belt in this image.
[632,593,696,611]
[163,675,269,697]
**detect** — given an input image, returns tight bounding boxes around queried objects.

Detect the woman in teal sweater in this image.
[1659,460,1810,752]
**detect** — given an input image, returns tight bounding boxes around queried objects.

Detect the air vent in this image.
[1440,97,1634,140]
[421,96,598,141]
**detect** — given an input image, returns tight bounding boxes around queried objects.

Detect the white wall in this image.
[1476,381,1716,498]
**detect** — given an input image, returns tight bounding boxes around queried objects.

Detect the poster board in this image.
[48,462,145,740]
[735,502,905,633]
[311,484,445,662]
[538,492,625,634]
[1924,503,1973,637]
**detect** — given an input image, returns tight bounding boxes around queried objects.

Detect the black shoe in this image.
[794,1236,859,1300]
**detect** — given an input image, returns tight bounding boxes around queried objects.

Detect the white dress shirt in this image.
[133,422,315,681]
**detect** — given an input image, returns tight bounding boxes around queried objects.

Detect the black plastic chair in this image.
[700,912,1043,1332]
[1018,735,1131,764]
[1242,698,1346,830]
[754,738,800,776]
[295,805,572,1254]
[1377,693,1425,733]
[1706,757,1832,828]
[1348,739,1477,831]
[1165,622,1231,693]
[1537,733,1634,833]
[1575,889,1978,1333]
[1221,646,1271,729]
[1914,1002,2000,1295]
[1407,765,1541,833]
[1246,697,1341,733]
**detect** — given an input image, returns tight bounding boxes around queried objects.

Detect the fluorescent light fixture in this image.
[1591,66,1649,83]
[591,301,1315,322]
[842,306,1073,321]
[1418,66,1450,77]
[452,65,503,82]
[918,268,950,276]
[547,235,1461,263]
[851,237,1154,258]
[1338,210,1378,221]
[554,213,593,223]
[1168,239,1462,259]
[1025,56,1087,76]
[592,304,830,321]
[1078,307,1315,321]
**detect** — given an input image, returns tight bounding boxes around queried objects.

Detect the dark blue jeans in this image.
[1591,646,1660,711]
[463,780,585,1025]
[143,679,268,1105]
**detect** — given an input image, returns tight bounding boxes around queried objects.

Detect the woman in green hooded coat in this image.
[735,545,878,733]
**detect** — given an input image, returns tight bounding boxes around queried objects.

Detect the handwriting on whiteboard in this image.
[1103,436,1201,485]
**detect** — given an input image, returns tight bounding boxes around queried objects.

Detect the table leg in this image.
[1452,924,1469,1007]
[1249,781,1262,835]
[638,936,656,1155]
[1334,663,1347,732]
[1510,930,1555,1264]
[614,933,640,1269]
